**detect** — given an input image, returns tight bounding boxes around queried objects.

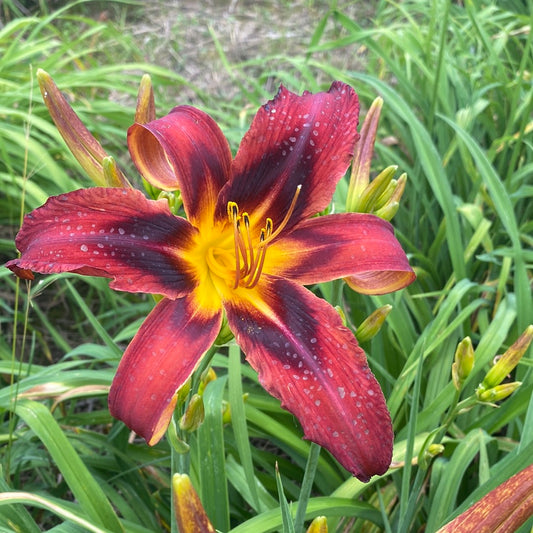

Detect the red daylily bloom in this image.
[7,82,415,481]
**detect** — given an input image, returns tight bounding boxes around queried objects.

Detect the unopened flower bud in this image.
[156,190,182,214]
[452,337,475,390]
[37,69,129,187]
[353,165,397,214]
[355,305,392,343]
[198,367,217,396]
[135,74,156,125]
[306,516,328,533]
[437,464,533,533]
[425,443,445,458]
[477,382,522,403]
[179,394,205,432]
[374,201,400,222]
[482,325,532,389]
[346,97,383,210]
[172,473,215,533]
[176,379,191,406]
[222,400,232,424]
[375,174,407,221]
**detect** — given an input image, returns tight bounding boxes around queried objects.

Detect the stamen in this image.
[262,184,302,245]
[246,229,268,288]
[225,185,301,290]
[232,219,241,289]
[241,213,253,271]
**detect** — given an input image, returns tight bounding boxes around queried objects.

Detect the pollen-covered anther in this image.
[227,185,301,289]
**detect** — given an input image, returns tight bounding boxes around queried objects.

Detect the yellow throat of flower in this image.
[187,185,301,308]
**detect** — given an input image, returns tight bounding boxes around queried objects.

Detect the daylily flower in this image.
[6,81,415,481]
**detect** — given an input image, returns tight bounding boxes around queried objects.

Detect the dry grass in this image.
[129,0,374,102]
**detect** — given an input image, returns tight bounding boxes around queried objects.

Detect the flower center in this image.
[225,185,301,290]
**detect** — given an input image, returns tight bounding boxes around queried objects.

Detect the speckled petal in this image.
[266,212,415,294]
[216,82,359,231]
[224,277,393,481]
[128,106,232,226]
[109,296,222,445]
[5,188,196,299]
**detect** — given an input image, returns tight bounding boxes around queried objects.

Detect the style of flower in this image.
[7,81,415,481]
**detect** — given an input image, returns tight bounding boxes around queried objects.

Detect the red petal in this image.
[224,277,393,481]
[109,296,222,445]
[6,188,196,299]
[128,106,232,226]
[267,213,415,294]
[217,82,359,231]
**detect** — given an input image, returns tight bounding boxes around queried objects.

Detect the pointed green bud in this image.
[198,367,217,396]
[482,325,532,389]
[37,69,129,187]
[172,473,216,533]
[176,378,191,406]
[346,97,383,211]
[134,74,156,125]
[425,443,445,458]
[306,516,328,533]
[179,394,205,432]
[477,382,521,403]
[352,165,398,214]
[355,305,392,343]
[374,201,400,221]
[222,399,232,424]
[452,337,475,390]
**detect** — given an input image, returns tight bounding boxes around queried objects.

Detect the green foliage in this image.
[1,0,531,532]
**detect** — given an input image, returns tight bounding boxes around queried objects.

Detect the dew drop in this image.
[80,244,88,252]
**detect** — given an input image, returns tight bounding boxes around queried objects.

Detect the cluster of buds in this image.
[475,325,532,403]
[451,326,532,405]
[346,97,406,221]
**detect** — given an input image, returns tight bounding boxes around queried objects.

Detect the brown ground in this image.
[128,0,373,101]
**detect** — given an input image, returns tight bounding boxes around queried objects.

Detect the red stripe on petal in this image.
[6,188,197,299]
[128,106,231,226]
[225,277,393,481]
[217,82,359,230]
[267,212,415,294]
[109,296,222,445]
